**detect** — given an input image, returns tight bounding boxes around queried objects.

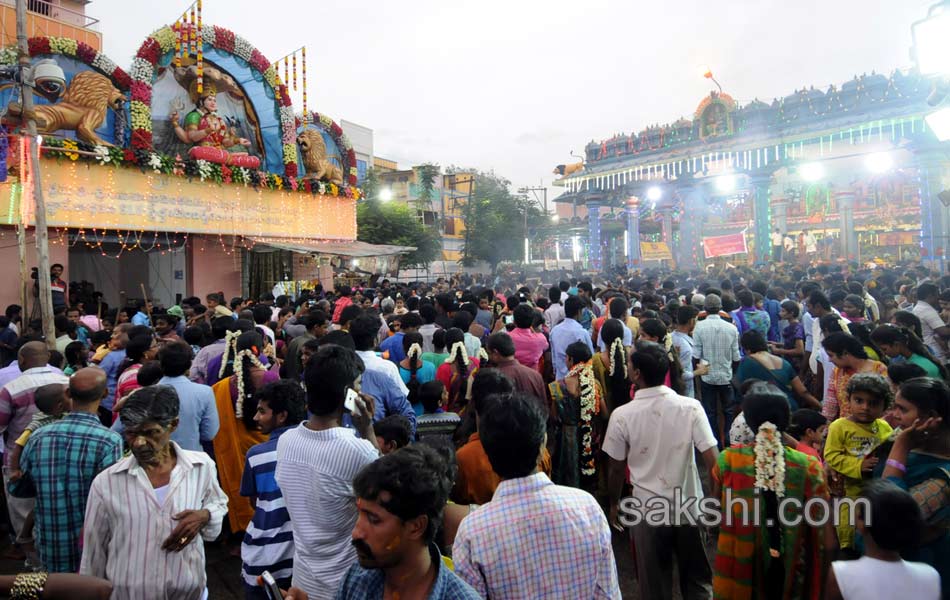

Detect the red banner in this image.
[703,231,748,258]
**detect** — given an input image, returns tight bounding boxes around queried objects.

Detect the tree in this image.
[357,198,441,268]
[415,163,440,225]
[454,169,545,272]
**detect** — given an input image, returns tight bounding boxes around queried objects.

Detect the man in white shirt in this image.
[543,286,565,331]
[771,228,784,262]
[803,229,818,256]
[913,283,950,362]
[276,345,380,599]
[604,341,718,600]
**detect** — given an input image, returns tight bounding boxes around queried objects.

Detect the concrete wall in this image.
[186,236,243,301]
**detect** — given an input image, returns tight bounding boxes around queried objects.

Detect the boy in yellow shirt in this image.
[823,373,893,551]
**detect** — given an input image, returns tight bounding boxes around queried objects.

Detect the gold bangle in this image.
[11,572,47,600]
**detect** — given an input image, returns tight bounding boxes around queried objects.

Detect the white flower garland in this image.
[568,361,599,476]
[477,347,489,363]
[196,159,213,181]
[200,25,216,47]
[93,145,110,163]
[232,349,265,419]
[147,152,162,172]
[92,53,118,76]
[444,341,469,366]
[607,337,627,378]
[232,37,254,61]
[406,342,422,362]
[129,57,153,82]
[218,329,242,379]
[753,421,786,497]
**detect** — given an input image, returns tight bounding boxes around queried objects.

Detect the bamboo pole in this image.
[16,0,55,349]
[139,283,152,325]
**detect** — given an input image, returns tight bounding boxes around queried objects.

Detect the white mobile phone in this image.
[344,388,361,416]
[260,571,282,600]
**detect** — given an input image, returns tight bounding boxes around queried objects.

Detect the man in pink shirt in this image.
[507,304,548,370]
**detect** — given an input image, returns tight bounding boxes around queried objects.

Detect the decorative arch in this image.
[302,111,359,187]
[129,24,297,177]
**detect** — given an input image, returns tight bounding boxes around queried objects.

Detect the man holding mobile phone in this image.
[275,345,380,599]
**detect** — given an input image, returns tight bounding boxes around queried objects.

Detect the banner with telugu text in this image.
[3,160,357,240]
[702,231,748,258]
[640,241,673,261]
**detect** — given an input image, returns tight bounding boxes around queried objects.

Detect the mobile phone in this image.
[260,571,282,600]
[344,388,361,416]
[504,315,514,325]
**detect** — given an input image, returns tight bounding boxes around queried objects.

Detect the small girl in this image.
[823,373,894,552]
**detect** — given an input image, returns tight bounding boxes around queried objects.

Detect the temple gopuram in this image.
[552,69,947,272]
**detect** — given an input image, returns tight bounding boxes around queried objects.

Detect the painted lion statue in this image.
[297,128,343,186]
[9,71,126,146]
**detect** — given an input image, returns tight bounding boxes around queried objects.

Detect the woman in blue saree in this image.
[735,331,822,412]
[880,377,950,599]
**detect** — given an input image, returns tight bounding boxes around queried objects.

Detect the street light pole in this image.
[16,0,56,349]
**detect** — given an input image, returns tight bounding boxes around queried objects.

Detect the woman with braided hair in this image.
[591,318,631,412]
[638,318,686,395]
[398,331,436,415]
[211,330,277,533]
[435,328,479,414]
[871,324,947,380]
[548,341,607,492]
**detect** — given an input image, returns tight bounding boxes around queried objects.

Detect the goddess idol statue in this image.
[169,80,261,169]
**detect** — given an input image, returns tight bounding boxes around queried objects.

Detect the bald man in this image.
[0,341,68,556]
[12,367,122,572]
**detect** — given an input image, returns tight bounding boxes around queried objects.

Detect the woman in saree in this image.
[591,318,632,412]
[821,332,888,421]
[735,330,821,412]
[548,341,607,493]
[880,377,950,599]
[435,328,479,414]
[712,381,832,600]
[211,330,278,533]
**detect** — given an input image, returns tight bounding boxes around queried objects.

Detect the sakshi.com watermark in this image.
[617,488,868,528]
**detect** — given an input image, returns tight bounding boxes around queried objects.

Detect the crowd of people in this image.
[0,260,947,599]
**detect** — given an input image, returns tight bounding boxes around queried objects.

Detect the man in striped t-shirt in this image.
[241,380,308,599]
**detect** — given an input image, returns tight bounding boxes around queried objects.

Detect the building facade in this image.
[554,69,947,272]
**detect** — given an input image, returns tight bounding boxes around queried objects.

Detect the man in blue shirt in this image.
[379,313,422,365]
[350,315,417,435]
[338,444,480,600]
[131,300,152,327]
[111,341,219,451]
[550,296,594,380]
[241,380,306,599]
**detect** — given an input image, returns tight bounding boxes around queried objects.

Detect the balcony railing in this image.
[0,0,101,51]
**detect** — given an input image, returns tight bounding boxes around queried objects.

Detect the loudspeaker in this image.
[938,189,950,208]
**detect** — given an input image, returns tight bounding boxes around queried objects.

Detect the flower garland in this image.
[607,337,627,378]
[218,329,241,380]
[308,112,359,187]
[445,341,469,366]
[406,342,423,363]
[22,37,131,91]
[232,348,265,419]
[753,422,786,497]
[477,347,490,363]
[38,136,360,198]
[568,361,600,476]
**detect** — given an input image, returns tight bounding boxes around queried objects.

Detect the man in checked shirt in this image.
[453,392,621,599]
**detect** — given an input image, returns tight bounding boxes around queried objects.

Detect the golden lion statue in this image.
[297,128,343,186]
[9,71,126,146]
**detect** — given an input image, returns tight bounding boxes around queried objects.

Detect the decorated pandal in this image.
[553,69,948,271]
[0,4,360,244]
